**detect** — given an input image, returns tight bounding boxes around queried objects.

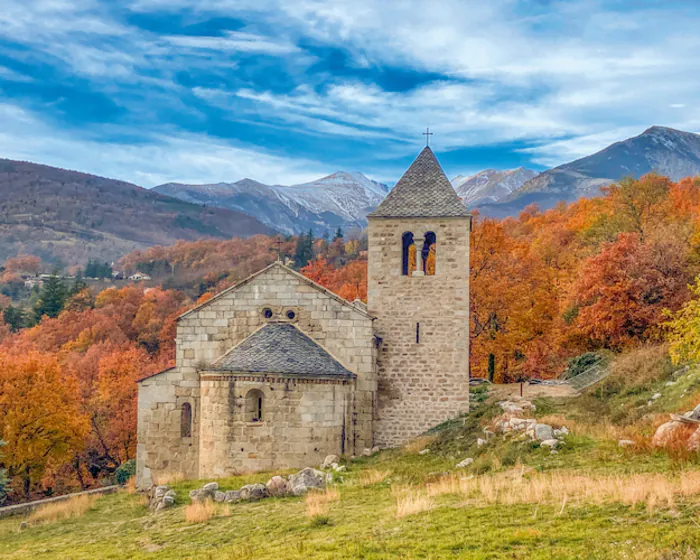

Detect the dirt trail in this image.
[486,382,577,402]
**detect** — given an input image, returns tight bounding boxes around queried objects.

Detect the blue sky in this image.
[1,0,699,187]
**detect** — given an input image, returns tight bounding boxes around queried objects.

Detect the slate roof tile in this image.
[211,323,354,378]
[369,146,470,218]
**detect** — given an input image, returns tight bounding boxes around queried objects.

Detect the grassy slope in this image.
[3,355,700,559]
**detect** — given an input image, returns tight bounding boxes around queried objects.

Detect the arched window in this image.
[181,402,192,438]
[245,389,264,422]
[402,232,416,276]
[423,232,436,276]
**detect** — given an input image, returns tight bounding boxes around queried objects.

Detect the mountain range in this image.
[154,172,388,236]
[0,159,272,265]
[451,167,539,207]
[1,125,699,266]
[475,126,700,217]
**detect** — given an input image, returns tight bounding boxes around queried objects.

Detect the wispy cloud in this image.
[0,0,700,181]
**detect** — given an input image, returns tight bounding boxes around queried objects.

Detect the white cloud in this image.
[3,0,700,176]
[0,103,329,186]
[164,31,300,55]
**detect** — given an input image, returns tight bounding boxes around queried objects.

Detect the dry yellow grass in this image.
[305,487,340,519]
[359,469,392,486]
[423,468,700,513]
[395,488,432,518]
[124,477,137,495]
[28,494,99,525]
[185,499,217,523]
[404,435,436,454]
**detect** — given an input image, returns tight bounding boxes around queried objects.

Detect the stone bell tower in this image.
[367,146,471,447]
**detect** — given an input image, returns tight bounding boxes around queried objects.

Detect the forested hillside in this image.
[0,159,273,265]
[2,173,700,505]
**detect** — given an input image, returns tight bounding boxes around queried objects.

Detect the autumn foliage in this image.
[1,173,700,501]
[0,286,189,501]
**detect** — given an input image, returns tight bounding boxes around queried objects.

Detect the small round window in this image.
[286,310,296,320]
[263,308,273,319]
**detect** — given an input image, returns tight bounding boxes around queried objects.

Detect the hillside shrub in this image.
[114,459,136,485]
[565,352,604,379]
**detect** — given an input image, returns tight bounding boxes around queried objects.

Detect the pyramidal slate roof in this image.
[368,146,470,218]
[211,323,354,378]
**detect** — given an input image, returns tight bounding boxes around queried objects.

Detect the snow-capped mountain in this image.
[451,167,538,207]
[154,172,389,235]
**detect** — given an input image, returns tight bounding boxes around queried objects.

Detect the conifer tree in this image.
[3,306,25,332]
[34,271,67,320]
[294,229,315,269]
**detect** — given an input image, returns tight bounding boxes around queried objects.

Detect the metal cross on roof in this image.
[422,127,433,146]
[274,237,283,262]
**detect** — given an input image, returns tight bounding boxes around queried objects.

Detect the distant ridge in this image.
[451,167,537,207]
[155,171,389,235]
[477,126,700,217]
[0,158,273,265]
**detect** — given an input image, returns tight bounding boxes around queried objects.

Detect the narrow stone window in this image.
[423,232,437,275]
[245,389,264,422]
[416,322,420,344]
[402,232,416,276]
[181,402,192,438]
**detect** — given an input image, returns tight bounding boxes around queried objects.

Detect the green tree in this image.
[3,306,25,332]
[294,229,314,269]
[333,226,344,241]
[34,271,67,320]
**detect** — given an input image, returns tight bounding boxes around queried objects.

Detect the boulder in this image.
[540,439,559,448]
[476,438,487,447]
[652,421,683,447]
[688,403,700,421]
[418,448,431,455]
[553,426,569,438]
[652,393,662,401]
[687,427,700,451]
[618,439,635,448]
[362,448,373,457]
[214,491,226,503]
[239,483,269,502]
[224,490,241,503]
[321,455,340,469]
[190,481,219,503]
[288,467,326,496]
[334,465,347,473]
[534,424,554,442]
[371,446,380,455]
[266,476,290,497]
[149,485,176,511]
[456,458,474,468]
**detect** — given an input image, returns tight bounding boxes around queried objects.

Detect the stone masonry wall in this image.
[176,264,376,454]
[136,264,376,487]
[368,216,470,447]
[136,367,199,488]
[198,373,352,476]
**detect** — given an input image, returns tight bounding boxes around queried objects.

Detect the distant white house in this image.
[128,272,152,282]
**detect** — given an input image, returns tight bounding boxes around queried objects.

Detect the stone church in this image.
[135,146,471,488]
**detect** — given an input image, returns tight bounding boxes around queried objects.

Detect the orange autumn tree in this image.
[301,257,368,302]
[0,351,89,500]
[573,231,692,349]
[96,346,151,463]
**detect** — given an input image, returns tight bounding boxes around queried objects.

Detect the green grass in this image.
[5,365,700,559]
